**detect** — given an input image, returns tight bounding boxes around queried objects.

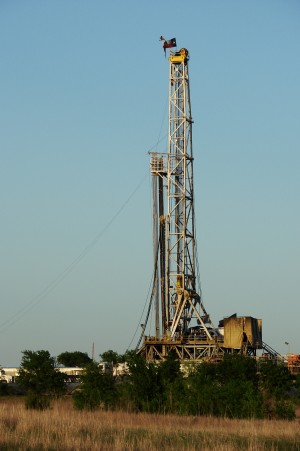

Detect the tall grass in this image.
[0,397,300,450]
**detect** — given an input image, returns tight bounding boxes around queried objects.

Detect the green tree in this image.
[259,359,292,400]
[122,353,160,412]
[0,381,10,396]
[218,354,259,386]
[259,359,295,419]
[293,374,300,404]
[216,355,263,418]
[183,355,263,419]
[157,350,184,413]
[18,350,65,410]
[120,349,136,363]
[57,351,92,367]
[182,361,220,416]
[73,361,117,410]
[100,350,122,365]
[121,352,183,413]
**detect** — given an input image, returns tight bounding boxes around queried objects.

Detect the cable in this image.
[127,100,169,351]
[126,231,161,352]
[125,271,154,352]
[147,133,167,153]
[134,234,160,350]
[155,94,168,151]
[0,172,148,335]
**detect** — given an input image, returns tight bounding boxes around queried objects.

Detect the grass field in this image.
[1,398,300,450]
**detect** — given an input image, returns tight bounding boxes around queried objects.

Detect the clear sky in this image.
[0,1,299,366]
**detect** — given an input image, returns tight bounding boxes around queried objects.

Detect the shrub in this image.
[25,393,51,410]
[73,361,117,411]
[18,350,65,410]
[274,401,296,420]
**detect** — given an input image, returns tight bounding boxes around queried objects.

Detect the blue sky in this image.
[0,1,299,366]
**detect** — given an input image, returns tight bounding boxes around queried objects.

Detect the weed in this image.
[0,398,299,450]
[1,417,18,432]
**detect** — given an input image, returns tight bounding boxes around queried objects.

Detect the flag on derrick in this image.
[160,36,177,55]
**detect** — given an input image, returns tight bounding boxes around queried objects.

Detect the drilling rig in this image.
[138,47,263,362]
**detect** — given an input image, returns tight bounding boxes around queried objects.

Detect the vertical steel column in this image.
[152,175,160,339]
[166,49,196,337]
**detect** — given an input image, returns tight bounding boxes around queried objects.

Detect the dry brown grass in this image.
[0,397,300,450]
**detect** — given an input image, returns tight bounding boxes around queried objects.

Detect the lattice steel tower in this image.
[137,47,263,361]
[139,48,218,361]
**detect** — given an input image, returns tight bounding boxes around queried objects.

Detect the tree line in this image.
[1,349,298,420]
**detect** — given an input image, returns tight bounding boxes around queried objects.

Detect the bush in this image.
[122,351,183,414]
[73,388,101,411]
[274,401,296,420]
[25,393,51,410]
[259,360,293,400]
[183,355,263,419]
[18,350,65,409]
[0,381,10,396]
[73,361,117,411]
